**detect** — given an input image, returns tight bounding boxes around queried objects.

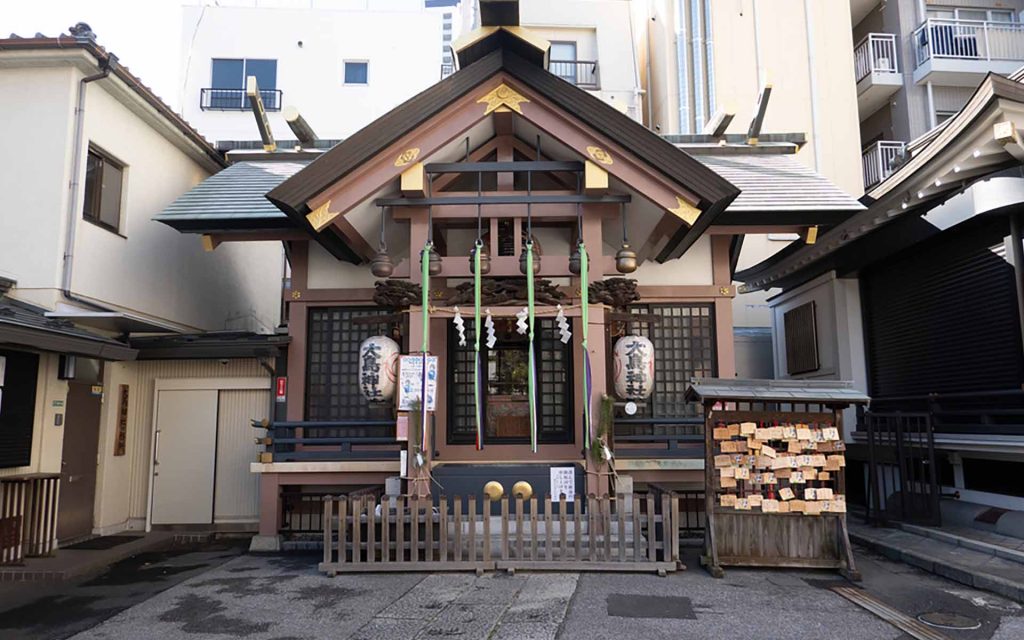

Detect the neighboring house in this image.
[156,1,862,549]
[738,70,1024,516]
[853,0,1024,190]
[0,30,284,559]
[178,0,452,143]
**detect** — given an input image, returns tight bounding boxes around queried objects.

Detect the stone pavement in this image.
[5,544,1024,640]
[57,552,895,640]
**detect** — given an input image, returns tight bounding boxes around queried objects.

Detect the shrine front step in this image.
[849,522,1024,603]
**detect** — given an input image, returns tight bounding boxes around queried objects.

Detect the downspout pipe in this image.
[62,49,118,307]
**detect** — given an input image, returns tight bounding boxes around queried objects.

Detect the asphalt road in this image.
[0,544,1021,640]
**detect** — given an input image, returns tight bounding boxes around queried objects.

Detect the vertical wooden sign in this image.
[113,384,129,456]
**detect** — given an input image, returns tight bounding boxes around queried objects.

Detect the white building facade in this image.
[179,1,454,143]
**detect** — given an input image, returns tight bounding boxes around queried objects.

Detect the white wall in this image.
[0,53,283,333]
[521,0,643,120]
[179,4,445,143]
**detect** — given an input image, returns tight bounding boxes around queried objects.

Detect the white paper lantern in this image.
[613,335,655,400]
[359,336,400,402]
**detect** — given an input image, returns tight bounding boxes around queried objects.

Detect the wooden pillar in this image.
[286,303,308,421]
[711,235,736,379]
[583,306,610,498]
[405,307,432,497]
[258,473,282,536]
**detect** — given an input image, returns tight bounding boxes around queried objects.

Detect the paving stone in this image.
[454,573,528,604]
[376,574,476,619]
[489,621,560,640]
[350,617,428,640]
[500,596,571,624]
[414,602,507,639]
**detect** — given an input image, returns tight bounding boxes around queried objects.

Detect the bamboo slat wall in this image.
[0,476,58,564]
[320,493,683,575]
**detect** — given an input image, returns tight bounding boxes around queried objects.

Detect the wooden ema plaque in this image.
[702,407,859,580]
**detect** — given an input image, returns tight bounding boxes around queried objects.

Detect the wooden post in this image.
[366,496,376,564]
[322,495,333,567]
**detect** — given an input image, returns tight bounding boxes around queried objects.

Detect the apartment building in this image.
[854,0,1024,190]
[179,0,454,144]
[0,30,283,557]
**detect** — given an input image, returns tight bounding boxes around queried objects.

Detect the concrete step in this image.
[896,522,1024,566]
[849,522,1024,603]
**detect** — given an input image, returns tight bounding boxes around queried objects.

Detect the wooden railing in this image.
[613,417,704,458]
[1,476,59,564]
[257,419,403,463]
[320,493,682,574]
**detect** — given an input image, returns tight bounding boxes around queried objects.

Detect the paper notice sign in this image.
[762,445,777,459]
[817,488,834,500]
[822,427,840,441]
[714,454,732,468]
[796,428,812,441]
[762,499,779,513]
[720,476,737,488]
[735,467,750,480]
[779,487,795,501]
[713,426,730,440]
[721,494,737,507]
[740,422,757,435]
[804,488,817,500]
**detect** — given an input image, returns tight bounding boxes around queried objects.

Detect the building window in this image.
[205,58,279,110]
[305,307,390,421]
[0,350,39,469]
[82,146,124,233]
[448,318,572,445]
[935,109,957,126]
[344,61,369,85]
[784,301,820,375]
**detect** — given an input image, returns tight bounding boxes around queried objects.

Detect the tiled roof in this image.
[154,161,307,232]
[685,378,870,404]
[692,153,864,213]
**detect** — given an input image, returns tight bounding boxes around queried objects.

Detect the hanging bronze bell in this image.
[428,247,443,276]
[568,246,582,275]
[370,250,394,278]
[519,245,541,275]
[469,244,491,275]
[615,243,638,274]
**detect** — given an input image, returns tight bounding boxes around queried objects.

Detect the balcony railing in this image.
[549,60,599,89]
[854,33,899,82]
[862,140,906,190]
[441,63,455,79]
[612,417,704,458]
[914,18,1024,67]
[200,88,282,111]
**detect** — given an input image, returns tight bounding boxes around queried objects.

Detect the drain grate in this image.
[606,594,696,619]
[831,586,952,640]
[917,612,981,630]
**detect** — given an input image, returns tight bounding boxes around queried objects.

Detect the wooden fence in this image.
[320,493,682,575]
[1,477,59,564]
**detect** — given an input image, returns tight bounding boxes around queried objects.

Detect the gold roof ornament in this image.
[394,148,421,167]
[306,200,336,231]
[668,196,701,226]
[478,83,529,115]
[586,146,614,165]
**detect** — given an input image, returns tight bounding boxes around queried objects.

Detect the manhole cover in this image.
[606,594,695,619]
[917,612,981,630]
